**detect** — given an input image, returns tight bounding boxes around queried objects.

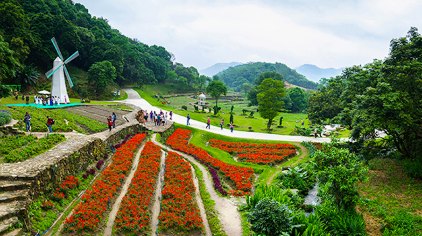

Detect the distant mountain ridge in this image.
[200,62,242,77]
[216,62,318,90]
[295,64,342,82]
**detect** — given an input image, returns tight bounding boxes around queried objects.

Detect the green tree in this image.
[288,87,308,112]
[88,61,116,99]
[257,78,285,130]
[0,35,20,81]
[314,144,367,210]
[206,79,227,115]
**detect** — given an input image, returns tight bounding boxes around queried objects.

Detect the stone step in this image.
[2,228,22,236]
[0,217,18,235]
[0,190,29,204]
[0,201,26,222]
[0,181,31,192]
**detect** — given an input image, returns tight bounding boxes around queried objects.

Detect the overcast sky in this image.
[74,0,422,70]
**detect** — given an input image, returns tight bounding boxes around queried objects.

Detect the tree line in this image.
[0,0,206,99]
[308,28,422,161]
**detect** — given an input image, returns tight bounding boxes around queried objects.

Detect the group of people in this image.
[187,115,234,132]
[140,110,173,126]
[34,95,68,106]
[23,112,55,133]
[107,112,117,131]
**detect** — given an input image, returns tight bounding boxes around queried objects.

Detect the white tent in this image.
[38,90,51,95]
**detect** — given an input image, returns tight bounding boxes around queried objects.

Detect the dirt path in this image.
[152,137,242,236]
[266,142,309,185]
[104,143,146,236]
[150,150,166,236]
[189,162,212,236]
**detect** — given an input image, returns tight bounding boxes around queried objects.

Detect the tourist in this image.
[54,96,58,105]
[162,114,166,126]
[230,122,234,133]
[107,116,113,131]
[187,114,190,125]
[150,111,153,121]
[314,128,318,138]
[157,113,161,126]
[112,112,117,128]
[14,91,18,100]
[220,118,224,130]
[46,116,54,133]
[143,110,148,122]
[64,95,68,104]
[24,112,31,132]
[206,117,211,129]
[169,111,173,120]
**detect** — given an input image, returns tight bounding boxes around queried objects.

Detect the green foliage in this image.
[217,62,317,90]
[257,78,285,130]
[3,134,65,163]
[248,198,293,236]
[88,61,116,99]
[383,210,422,235]
[316,203,366,236]
[246,185,298,210]
[0,110,11,125]
[314,144,368,210]
[206,80,227,115]
[0,134,36,156]
[276,163,316,195]
[287,87,308,113]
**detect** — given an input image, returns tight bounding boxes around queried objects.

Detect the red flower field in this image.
[166,128,254,195]
[159,151,203,234]
[114,141,162,235]
[209,139,297,164]
[64,133,146,233]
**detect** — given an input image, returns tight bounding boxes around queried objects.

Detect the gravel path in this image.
[150,150,166,236]
[152,137,242,236]
[104,143,146,236]
[123,89,333,143]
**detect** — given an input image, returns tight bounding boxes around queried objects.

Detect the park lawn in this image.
[173,124,309,186]
[135,86,311,135]
[358,158,422,235]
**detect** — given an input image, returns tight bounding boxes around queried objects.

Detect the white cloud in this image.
[74,0,422,69]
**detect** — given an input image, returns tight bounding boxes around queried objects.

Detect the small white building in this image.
[198,93,206,106]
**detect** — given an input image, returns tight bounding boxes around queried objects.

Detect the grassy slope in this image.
[358,158,422,235]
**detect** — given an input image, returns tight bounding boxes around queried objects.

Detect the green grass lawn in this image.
[136,86,312,136]
[358,158,422,235]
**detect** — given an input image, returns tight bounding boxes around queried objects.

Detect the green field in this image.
[136,85,316,136]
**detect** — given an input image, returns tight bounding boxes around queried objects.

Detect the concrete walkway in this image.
[122,89,332,143]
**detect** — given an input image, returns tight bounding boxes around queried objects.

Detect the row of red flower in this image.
[64,133,147,232]
[166,128,254,195]
[114,141,162,234]
[209,139,297,164]
[159,151,203,234]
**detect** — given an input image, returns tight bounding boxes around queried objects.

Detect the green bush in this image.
[248,198,293,236]
[0,111,12,126]
[4,134,66,163]
[246,185,296,210]
[383,210,422,235]
[276,163,316,195]
[0,135,37,155]
[181,105,187,110]
[293,213,330,236]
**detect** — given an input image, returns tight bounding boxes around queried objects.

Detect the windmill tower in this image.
[45,37,79,103]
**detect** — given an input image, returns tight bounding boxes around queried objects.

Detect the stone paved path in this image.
[123,89,332,143]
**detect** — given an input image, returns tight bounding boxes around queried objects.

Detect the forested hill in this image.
[216,62,318,90]
[0,0,196,97]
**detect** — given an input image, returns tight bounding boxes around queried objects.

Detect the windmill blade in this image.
[45,63,64,78]
[51,37,64,60]
[63,66,74,87]
[64,51,79,64]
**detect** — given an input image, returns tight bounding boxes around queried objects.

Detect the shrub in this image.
[0,111,12,126]
[246,185,298,210]
[248,198,293,236]
[181,105,187,110]
[276,163,316,195]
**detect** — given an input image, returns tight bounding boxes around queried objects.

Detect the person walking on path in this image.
[220,118,224,130]
[24,112,31,132]
[230,122,234,133]
[206,117,211,129]
[107,116,113,131]
[112,112,117,128]
[169,111,173,120]
[46,116,54,133]
[187,114,191,125]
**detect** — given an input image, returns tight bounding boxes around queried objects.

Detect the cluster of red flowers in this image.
[64,133,146,233]
[159,151,203,233]
[209,139,297,164]
[59,175,79,191]
[166,128,254,195]
[114,141,162,234]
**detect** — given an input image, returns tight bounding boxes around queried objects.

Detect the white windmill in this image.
[45,37,79,104]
